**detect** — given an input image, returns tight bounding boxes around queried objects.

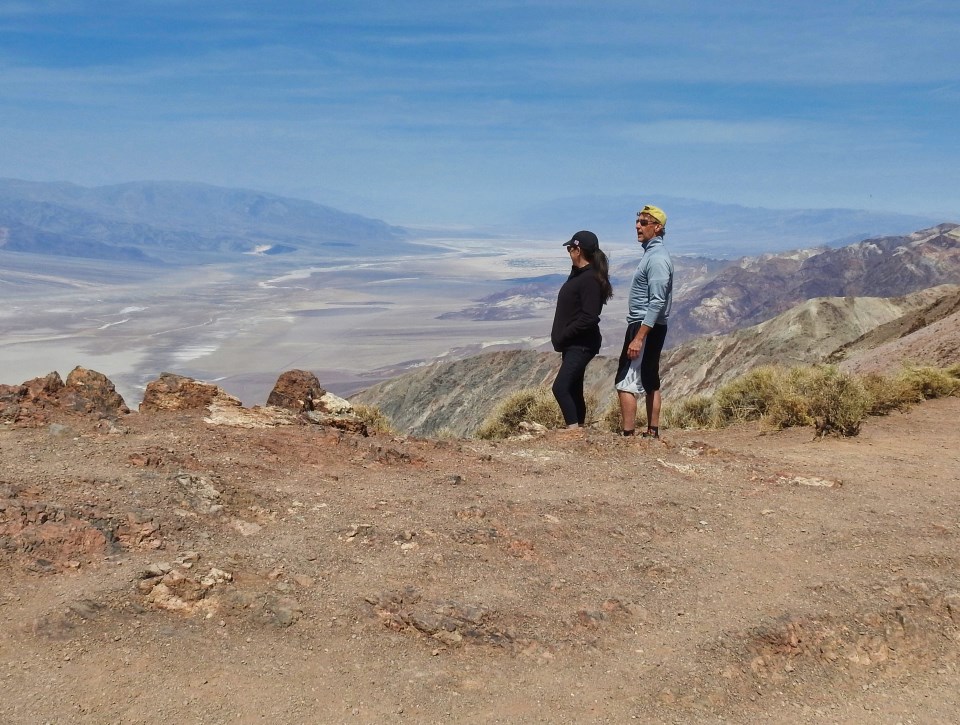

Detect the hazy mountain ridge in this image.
[0,179,410,262]
[670,223,960,344]
[663,285,960,399]
[2,179,951,266]
[435,225,960,347]
[505,194,941,256]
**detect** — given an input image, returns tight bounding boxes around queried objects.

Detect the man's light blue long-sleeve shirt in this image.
[626,236,674,327]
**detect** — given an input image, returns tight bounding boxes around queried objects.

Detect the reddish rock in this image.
[60,367,129,418]
[22,371,65,399]
[0,510,113,571]
[140,372,241,412]
[267,370,326,412]
[265,372,368,435]
[0,369,127,426]
[0,383,23,422]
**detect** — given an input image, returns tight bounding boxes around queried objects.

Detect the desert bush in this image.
[896,365,960,401]
[760,364,830,430]
[712,365,787,425]
[475,387,565,439]
[859,372,916,415]
[782,365,825,398]
[352,404,395,435]
[804,367,871,437]
[663,395,716,429]
[473,362,958,441]
[764,390,814,430]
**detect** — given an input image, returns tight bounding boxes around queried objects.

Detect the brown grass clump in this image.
[663,394,716,430]
[896,365,960,401]
[712,365,788,425]
[803,367,872,438]
[352,404,396,435]
[598,396,647,433]
[764,390,814,430]
[474,364,960,440]
[860,372,916,415]
[476,387,565,439]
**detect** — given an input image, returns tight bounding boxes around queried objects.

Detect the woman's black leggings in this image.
[552,345,597,426]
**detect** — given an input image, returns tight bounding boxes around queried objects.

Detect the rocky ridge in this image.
[1,367,366,436]
[669,223,960,343]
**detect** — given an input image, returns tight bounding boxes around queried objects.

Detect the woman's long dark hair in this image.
[582,248,613,303]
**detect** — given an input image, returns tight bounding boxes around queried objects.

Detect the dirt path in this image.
[2,398,959,723]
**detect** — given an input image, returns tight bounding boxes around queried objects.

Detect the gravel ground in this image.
[2,397,960,724]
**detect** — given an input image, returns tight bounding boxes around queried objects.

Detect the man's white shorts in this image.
[614,356,644,396]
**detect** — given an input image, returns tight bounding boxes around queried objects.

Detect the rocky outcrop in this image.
[140,372,242,412]
[267,370,367,435]
[0,367,128,427]
[266,369,326,412]
[60,367,130,418]
[0,368,370,436]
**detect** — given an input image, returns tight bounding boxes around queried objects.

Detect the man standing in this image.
[615,204,673,438]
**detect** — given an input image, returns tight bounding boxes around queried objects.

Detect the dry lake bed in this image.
[0,237,634,406]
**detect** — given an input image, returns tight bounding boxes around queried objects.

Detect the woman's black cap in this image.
[563,230,599,253]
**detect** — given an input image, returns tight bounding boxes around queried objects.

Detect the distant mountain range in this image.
[504,194,943,256]
[669,223,960,344]
[439,224,960,347]
[2,179,953,265]
[0,179,410,263]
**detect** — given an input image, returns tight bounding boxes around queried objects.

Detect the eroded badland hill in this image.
[2,389,960,723]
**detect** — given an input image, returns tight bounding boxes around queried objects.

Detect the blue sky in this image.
[1,0,958,226]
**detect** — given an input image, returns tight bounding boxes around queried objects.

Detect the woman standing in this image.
[550,230,613,429]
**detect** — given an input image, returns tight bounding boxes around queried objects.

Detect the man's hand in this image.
[627,336,644,360]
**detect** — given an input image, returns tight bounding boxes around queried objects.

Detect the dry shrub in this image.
[473,363,958,441]
[783,365,824,397]
[896,366,960,401]
[352,404,395,435]
[804,367,871,437]
[764,391,814,430]
[663,395,716,429]
[859,372,915,415]
[712,365,787,425]
[475,387,565,439]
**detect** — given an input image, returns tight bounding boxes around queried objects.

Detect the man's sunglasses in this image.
[637,218,659,226]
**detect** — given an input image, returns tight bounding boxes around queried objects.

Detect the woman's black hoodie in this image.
[550,264,603,353]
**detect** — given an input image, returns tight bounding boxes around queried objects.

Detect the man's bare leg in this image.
[646,390,662,429]
[618,390,638,434]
